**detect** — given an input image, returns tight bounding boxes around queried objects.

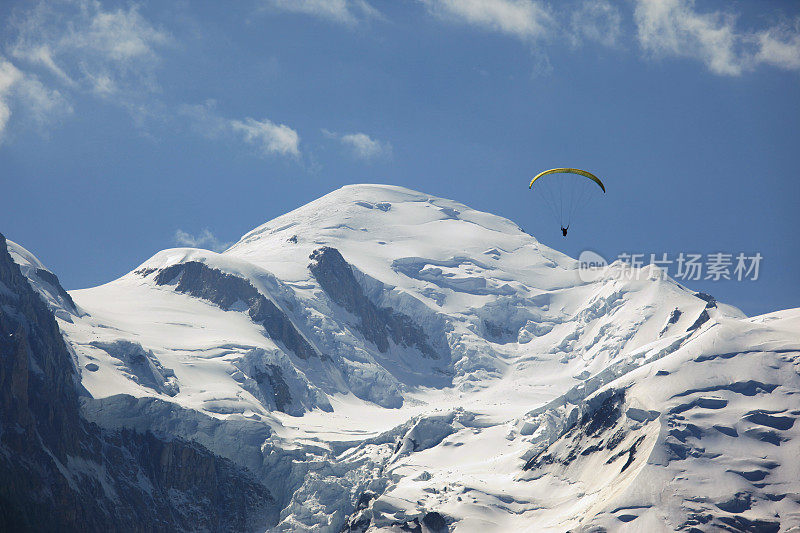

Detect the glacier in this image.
[3,183,799,532]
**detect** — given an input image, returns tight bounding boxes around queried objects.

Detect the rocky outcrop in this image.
[6,239,80,318]
[309,247,439,359]
[90,340,180,396]
[33,267,78,312]
[150,261,321,360]
[686,292,717,332]
[231,347,332,415]
[0,233,277,531]
[523,391,627,471]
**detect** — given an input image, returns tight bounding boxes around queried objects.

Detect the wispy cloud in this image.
[570,0,622,48]
[263,0,380,25]
[420,0,799,77]
[182,100,301,159]
[174,229,232,253]
[9,0,171,96]
[324,129,392,160]
[0,55,72,141]
[421,0,554,40]
[0,0,169,138]
[0,59,21,140]
[755,22,800,71]
[634,0,800,76]
[231,117,300,157]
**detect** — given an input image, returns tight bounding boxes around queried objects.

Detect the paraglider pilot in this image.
[529,168,605,238]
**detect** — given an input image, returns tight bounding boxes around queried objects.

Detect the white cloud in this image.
[180,100,229,137]
[182,100,301,159]
[634,0,800,76]
[420,0,799,76]
[324,129,391,160]
[422,0,553,40]
[80,6,169,62]
[570,0,622,48]
[174,229,232,253]
[341,132,391,159]
[0,60,22,139]
[15,74,72,126]
[634,0,740,75]
[9,0,171,96]
[264,0,380,25]
[231,118,300,157]
[0,55,71,141]
[13,44,73,86]
[755,24,800,71]
[0,0,169,139]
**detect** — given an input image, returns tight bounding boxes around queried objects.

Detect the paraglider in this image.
[529,168,605,236]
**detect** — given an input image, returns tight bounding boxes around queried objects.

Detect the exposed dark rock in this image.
[253,364,293,412]
[33,267,78,312]
[90,339,179,396]
[694,292,717,308]
[715,491,752,513]
[309,247,439,359]
[660,307,682,336]
[356,491,376,511]
[0,233,277,532]
[340,491,378,532]
[617,435,646,472]
[743,411,795,431]
[716,515,779,533]
[393,518,422,532]
[682,511,713,528]
[581,391,625,437]
[523,392,625,471]
[228,347,331,415]
[151,261,321,360]
[605,429,626,450]
[686,309,710,332]
[483,320,517,343]
[422,511,448,532]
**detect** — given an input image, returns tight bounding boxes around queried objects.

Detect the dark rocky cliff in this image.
[309,246,439,359]
[147,261,321,360]
[0,234,277,532]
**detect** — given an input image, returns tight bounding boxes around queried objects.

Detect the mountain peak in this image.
[223,183,538,282]
[29,185,797,532]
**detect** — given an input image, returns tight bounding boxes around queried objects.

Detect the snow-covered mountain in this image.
[5,184,799,532]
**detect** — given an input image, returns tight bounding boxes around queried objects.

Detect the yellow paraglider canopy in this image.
[529,168,606,193]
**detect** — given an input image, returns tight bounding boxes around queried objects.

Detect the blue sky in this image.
[0,0,798,316]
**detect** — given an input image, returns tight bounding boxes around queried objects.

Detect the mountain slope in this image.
[65,185,736,421]
[0,234,278,531]
[6,184,797,532]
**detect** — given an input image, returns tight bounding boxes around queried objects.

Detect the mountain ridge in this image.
[3,184,798,531]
